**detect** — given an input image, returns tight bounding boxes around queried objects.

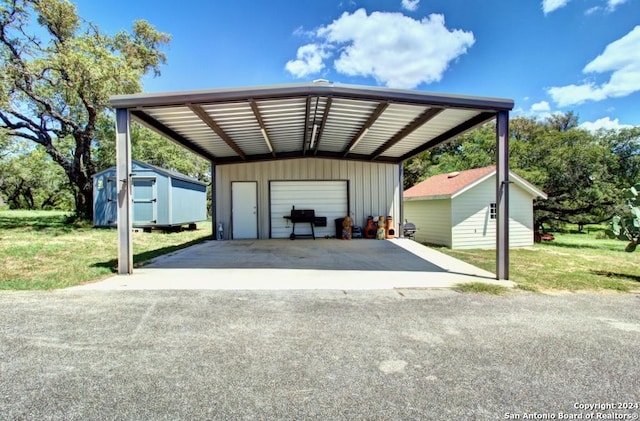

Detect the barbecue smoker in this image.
[403,220,417,240]
[283,208,319,240]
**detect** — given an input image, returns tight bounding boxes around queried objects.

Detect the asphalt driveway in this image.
[1,290,639,420]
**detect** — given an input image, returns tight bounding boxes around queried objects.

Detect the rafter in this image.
[343,102,389,157]
[131,110,217,162]
[188,104,246,160]
[313,97,332,155]
[250,100,275,157]
[400,112,496,162]
[302,96,312,156]
[371,107,444,160]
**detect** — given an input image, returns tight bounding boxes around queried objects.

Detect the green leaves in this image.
[0,0,171,218]
[606,186,640,252]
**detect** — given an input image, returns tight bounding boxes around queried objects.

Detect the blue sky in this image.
[74,0,640,131]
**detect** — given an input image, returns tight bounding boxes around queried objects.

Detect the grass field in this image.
[0,210,212,290]
[438,229,640,293]
[2,210,639,293]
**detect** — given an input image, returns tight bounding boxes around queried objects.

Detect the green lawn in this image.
[437,229,640,293]
[2,211,639,293]
[0,210,212,290]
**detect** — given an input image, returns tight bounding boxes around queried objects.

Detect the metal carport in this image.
[110,82,513,279]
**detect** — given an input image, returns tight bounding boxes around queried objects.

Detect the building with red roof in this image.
[403,166,547,249]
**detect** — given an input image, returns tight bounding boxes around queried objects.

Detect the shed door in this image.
[232,181,258,239]
[270,181,348,239]
[106,177,117,226]
[132,177,157,225]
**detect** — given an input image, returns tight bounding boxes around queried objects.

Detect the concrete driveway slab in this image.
[71,238,509,290]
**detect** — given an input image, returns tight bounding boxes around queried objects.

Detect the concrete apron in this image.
[70,238,515,291]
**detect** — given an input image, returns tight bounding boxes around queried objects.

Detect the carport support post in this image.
[211,161,216,239]
[116,108,133,275]
[496,110,509,280]
[399,163,404,237]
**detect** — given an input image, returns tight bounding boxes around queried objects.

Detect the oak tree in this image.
[0,0,170,218]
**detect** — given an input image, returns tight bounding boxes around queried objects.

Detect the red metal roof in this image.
[404,166,496,199]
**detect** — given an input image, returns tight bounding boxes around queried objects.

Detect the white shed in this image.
[403,166,547,249]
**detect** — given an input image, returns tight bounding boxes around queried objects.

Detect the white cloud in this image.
[542,0,570,14]
[548,25,640,106]
[518,101,553,120]
[401,0,420,12]
[543,0,629,14]
[530,101,551,113]
[286,9,475,89]
[607,0,629,10]
[579,117,634,132]
[285,44,330,78]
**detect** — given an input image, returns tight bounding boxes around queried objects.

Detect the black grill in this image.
[284,209,316,240]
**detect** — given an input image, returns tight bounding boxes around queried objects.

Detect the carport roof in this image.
[110,81,514,165]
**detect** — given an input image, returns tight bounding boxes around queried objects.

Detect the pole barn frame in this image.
[111,83,513,279]
[496,110,510,280]
[116,108,133,275]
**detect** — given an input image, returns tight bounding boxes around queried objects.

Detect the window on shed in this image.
[490,202,497,219]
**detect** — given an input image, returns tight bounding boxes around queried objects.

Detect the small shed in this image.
[93,160,207,228]
[403,166,547,249]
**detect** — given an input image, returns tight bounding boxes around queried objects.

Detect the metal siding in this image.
[215,158,400,239]
[384,109,481,157]
[350,103,425,156]
[321,99,377,153]
[144,107,238,158]
[270,181,348,239]
[202,102,268,156]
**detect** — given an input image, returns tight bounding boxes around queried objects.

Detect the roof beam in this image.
[313,97,332,156]
[400,112,496,162]
[212,149,399,165]
[250,100,276,157]
[302,96,312,156]
[371,107,444,160]
[343,102,389,157]
[188,104,246,161]
[130,110,217,162]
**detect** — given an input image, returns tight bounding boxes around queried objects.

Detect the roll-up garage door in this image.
[270,181,348,239]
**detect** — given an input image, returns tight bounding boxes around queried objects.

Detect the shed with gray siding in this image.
[93,160,207,228]
[403,166,546,249]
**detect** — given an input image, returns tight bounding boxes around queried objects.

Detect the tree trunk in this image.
[75,179,93,220]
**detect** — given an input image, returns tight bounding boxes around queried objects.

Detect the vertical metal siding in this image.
[215,158,400,240]
[270,181,348,238]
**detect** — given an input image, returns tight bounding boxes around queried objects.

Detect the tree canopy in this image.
[0,0,170,218]
[403,113,639,229]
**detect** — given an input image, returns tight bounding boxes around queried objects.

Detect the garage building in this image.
[110,82,514,279]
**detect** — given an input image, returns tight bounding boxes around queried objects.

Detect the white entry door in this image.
[232,181,258,239]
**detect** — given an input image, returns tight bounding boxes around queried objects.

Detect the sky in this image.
[73,0,640,131]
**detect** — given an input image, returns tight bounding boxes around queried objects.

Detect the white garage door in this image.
[270,181,348,239]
